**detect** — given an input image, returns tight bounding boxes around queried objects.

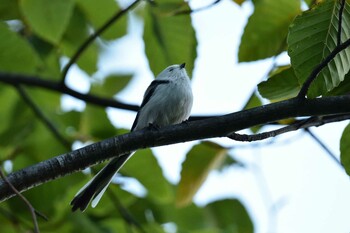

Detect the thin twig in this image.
[173,0,221,15]
[60,0,141,84]
[227,117,315,142]
[304,128,343,167]
[337,0,346,46]
[297,37,350,98]
[15,85,71,149]
[0,167,40,233]
[227,114,350,142]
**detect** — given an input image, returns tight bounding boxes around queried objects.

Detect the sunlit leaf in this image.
[0,23,41,74]
[340,123,350,176]
[258,66,300,101]
[76,0,127,40]
[176,142,227,207]
[19,0,75,44]
[90,75,132,97]
[80,105,116,140]
[61,8,98,75]
[325,70,350,96]
[239,0,300,61]
[288,0,350,97]
[143,2,197,77]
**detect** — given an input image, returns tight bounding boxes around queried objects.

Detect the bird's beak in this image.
[180,63,186,69]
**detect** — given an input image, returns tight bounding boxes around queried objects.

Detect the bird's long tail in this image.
[70,153,133,212]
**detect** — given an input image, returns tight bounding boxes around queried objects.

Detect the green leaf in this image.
[80,105,116,140]
[143,2,197,77]
[206,199,254,233]
[61,7,98,75]
[340,123,350,176]
[90,75,132,97]
[176,142,227,207]
[0,23,41,74]
[239,0,300,61]
[122,149,174,203]
[0,0,20,20]
[326,71,350,96]
[258,66,300,101]
[76,0,127,40]
[288,0,350,97]
[20,0,75,44]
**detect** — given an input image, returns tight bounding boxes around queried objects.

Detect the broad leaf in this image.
[76,0,127,40]
[206,199,254,233]
[258,66,300,101]
[20,0,75,44]
[176,142,227,207]
[288,0,350,97]
[61,8,98,75]
[122,149,174,203]
[0,23,41,74]
[80,105,116,140]
[90,75,132,97]
[239,0,301,61]
[143,2,197,77]
[340,123,350,176]
[326,71,350,96]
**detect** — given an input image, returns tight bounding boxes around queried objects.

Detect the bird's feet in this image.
[147,123,160,130]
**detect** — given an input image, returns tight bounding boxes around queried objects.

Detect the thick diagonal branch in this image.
[1,96,350,201]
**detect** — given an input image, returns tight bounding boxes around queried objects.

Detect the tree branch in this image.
[0,72,215,120]
[227,114,350,142]
[0,72,139,111]
[0,167,40,233]
[1,96,350,201]
[60,0,141,84]
[297,37,350,98]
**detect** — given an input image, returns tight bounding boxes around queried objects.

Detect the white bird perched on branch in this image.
[71,63,193,211]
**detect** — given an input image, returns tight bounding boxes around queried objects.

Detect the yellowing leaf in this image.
[176,142,227,207]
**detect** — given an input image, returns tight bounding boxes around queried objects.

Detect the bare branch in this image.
[61,0,141,84]
[0,167,40,233]
[304,128,342,167]
[0,72,139,111]
[173,0,221,15]
[1,96,350,201]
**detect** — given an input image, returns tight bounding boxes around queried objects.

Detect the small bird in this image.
[71,63,193,211]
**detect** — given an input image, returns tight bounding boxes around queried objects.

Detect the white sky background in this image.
[64,0,350,232]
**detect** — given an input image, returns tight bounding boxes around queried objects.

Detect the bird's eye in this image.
[168,68,174,72]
